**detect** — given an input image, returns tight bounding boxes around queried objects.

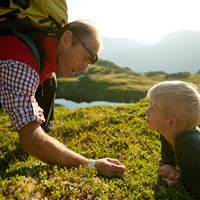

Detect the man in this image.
[0,20,126,177]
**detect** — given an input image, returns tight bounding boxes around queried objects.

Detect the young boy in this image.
[145,80,200,198]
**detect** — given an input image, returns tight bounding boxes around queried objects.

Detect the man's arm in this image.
[18,122,125,177]
[18,122,88,167]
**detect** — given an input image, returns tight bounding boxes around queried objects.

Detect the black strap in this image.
[13,31,42,71]
[0,0,30,9]
[0,0,10,7]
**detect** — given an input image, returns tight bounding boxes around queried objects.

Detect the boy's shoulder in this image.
[175,127,200,150]
[174,128,200,169]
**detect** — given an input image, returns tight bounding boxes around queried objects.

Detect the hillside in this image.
[56,60,157,103]
[56,59,200,103]
[99,30,200,73]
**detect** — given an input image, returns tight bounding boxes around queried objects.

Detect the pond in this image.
[55,98,130,109]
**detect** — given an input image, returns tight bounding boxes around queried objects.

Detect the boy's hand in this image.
[163,176,184,189]
[159,164,183,189]
[159,164,180,178]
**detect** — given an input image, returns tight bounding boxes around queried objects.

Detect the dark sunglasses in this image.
[75,36,98,64]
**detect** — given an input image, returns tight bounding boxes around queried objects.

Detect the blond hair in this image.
[147,80,200,131]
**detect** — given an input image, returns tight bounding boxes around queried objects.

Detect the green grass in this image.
[0,100,193,199]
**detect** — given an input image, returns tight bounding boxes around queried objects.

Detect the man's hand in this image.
[159,164,183,189]
[94,158,126,177]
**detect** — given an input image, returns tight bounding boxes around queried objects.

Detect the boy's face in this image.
[145,101,170,132]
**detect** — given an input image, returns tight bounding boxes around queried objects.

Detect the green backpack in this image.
[0,0,68,71]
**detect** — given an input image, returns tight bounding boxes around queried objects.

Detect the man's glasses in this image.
[75,36,98,64]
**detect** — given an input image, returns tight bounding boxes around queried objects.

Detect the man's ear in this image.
[61,30,73,46]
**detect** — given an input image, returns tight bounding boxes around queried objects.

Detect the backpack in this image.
[0,0,68,33]
[0,0,68,71]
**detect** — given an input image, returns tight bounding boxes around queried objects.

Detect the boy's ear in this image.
[168,116,177,127]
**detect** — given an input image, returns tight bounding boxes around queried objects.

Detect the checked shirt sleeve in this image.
[0,60,45,130]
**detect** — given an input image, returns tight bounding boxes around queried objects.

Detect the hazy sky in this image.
[67,0,200,43]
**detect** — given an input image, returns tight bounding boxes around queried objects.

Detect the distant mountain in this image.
[99,37,146,61]
[99,30,200,73]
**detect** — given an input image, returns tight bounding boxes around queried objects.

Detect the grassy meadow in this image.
[0,100,193,199]
[1,60,199,199]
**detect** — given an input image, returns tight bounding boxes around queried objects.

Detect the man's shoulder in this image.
[42,35,57,46]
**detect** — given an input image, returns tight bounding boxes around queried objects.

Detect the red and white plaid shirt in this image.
[0,35,58,130]
[0,60,45,130]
